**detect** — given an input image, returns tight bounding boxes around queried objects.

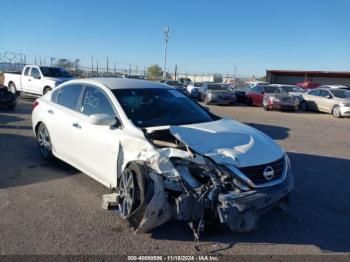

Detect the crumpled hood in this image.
[170,118,284,167]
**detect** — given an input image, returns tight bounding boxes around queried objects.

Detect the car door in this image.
[21,66,32,93]
[317,90,334,113]
[304,90,320,111]
[46,84,84,164]
[71,84,122,188]
[28,67,43,94]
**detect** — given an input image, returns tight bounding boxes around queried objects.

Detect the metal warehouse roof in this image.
[266,70,350,78]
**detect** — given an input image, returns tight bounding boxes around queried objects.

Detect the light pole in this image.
[163,27,170,80]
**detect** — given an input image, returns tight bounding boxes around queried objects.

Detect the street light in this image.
[163,27,170,80]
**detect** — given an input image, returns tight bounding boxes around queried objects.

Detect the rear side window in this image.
[23,67,30,76]
[80,85,115,116]
[56,84,83,110]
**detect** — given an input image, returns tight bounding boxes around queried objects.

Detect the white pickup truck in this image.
[4,65,74,96]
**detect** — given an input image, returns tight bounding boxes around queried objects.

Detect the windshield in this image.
[208,84,227,91]
[330,89,350,98]
[264,86,284,93]
[40,67,72,78]
[280,85,304,93]
[113,88,214,127]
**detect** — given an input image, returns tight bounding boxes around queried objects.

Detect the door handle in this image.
[48,109,54,114]
[72,122,82,129]
[28,79,31,81]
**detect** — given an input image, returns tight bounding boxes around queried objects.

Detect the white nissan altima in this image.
[32,78,293,234]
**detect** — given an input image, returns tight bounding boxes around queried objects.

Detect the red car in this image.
[246,85,268,106]
[296,81,320,89]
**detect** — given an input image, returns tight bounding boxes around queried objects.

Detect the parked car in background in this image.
[199,83,236,105]
[261,86,300,111]
[0,85,17,110]
[179,78,193,87]
[296,81,320,89]
[32,77,293,233]
[186,82,203,100]
[161,80,187,94]
[229,83,251,103]
[318,85,350,90]
[300,88,350,118]
[271,84,306,104]
[4,65,74,96]
[122,75,146,80]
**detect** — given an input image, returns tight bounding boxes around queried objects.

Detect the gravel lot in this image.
[0,98,349,255]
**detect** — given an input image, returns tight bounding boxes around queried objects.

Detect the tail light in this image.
[32,100,39,110]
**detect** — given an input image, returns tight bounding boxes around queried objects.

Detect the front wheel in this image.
[37,123,54,161]
[299,101,308,111]
[332,106,342,118]
[118,162,153,228]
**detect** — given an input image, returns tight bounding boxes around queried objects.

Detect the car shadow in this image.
[244,122,290,140]
[0,134,79,189]
[150,152,350,253]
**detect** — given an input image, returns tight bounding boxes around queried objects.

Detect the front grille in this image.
[239,157,284,185]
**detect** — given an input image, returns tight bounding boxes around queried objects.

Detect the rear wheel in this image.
[43,87,52,95]
[246,97,253,106]
[332,105,341,118]
[36,123,54,161]
[8,83,17,95]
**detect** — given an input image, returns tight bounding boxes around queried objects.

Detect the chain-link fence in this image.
[0,51,251,83]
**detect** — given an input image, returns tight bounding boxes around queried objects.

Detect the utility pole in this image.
[174,64,177,80]
[75,59,79,77]
[106,56,109,73]
[114,62,116,77]
[96,60,99,77]
[50,57,55,66]
[91,56,94,77]
[234,66,237,80]
[163,27,170,80]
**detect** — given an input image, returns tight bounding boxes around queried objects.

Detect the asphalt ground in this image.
[0,97,349,255]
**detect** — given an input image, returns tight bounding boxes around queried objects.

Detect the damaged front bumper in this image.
[217,170,293,231]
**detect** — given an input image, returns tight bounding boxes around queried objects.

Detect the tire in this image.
[118,162,153,228]
[332,105,342,118]
[36,123,54,161]
[263,104,270,111]
[246,97,253,106]
[205,97,210,105]
[299,101,308,111]
[43,87,52,95]
[8,83,17,95]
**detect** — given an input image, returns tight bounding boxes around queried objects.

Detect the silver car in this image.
[300,88,350,117]
[200,83,236,105]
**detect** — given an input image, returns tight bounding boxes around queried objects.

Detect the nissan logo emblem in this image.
[263,166,275,180]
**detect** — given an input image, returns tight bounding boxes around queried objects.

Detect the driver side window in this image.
[30,68,41,78]
[80,85,115,117]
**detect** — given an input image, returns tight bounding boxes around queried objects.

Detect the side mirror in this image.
[89,114,119,127]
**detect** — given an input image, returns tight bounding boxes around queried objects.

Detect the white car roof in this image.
[320,85,348,89]
[78,78,169,90]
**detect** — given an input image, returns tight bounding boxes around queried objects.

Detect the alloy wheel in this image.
[333,106,341,118]
[119,169,135,218]
[37,124,52,158]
